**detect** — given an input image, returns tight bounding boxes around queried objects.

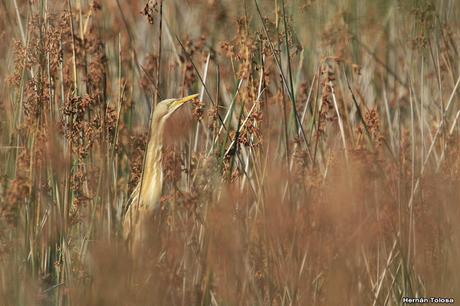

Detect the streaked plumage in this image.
[122,94,198,251]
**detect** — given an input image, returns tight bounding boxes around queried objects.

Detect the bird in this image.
[122,93,199,251]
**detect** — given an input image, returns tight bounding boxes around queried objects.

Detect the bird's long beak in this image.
[170,93,199,111]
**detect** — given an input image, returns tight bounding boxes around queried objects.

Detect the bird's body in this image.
[122,94,198,250]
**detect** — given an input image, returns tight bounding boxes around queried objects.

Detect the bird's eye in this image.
[168,100,178,110]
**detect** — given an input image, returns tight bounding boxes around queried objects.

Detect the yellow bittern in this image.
[122,94,199,249]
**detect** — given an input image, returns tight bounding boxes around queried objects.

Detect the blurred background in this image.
[0,0,459,305]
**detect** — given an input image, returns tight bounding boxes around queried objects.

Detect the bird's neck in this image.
[139,127,164,211]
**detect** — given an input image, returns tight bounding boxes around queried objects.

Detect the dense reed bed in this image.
[0,0,459,305]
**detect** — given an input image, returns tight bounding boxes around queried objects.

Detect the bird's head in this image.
[154,93,199,121]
